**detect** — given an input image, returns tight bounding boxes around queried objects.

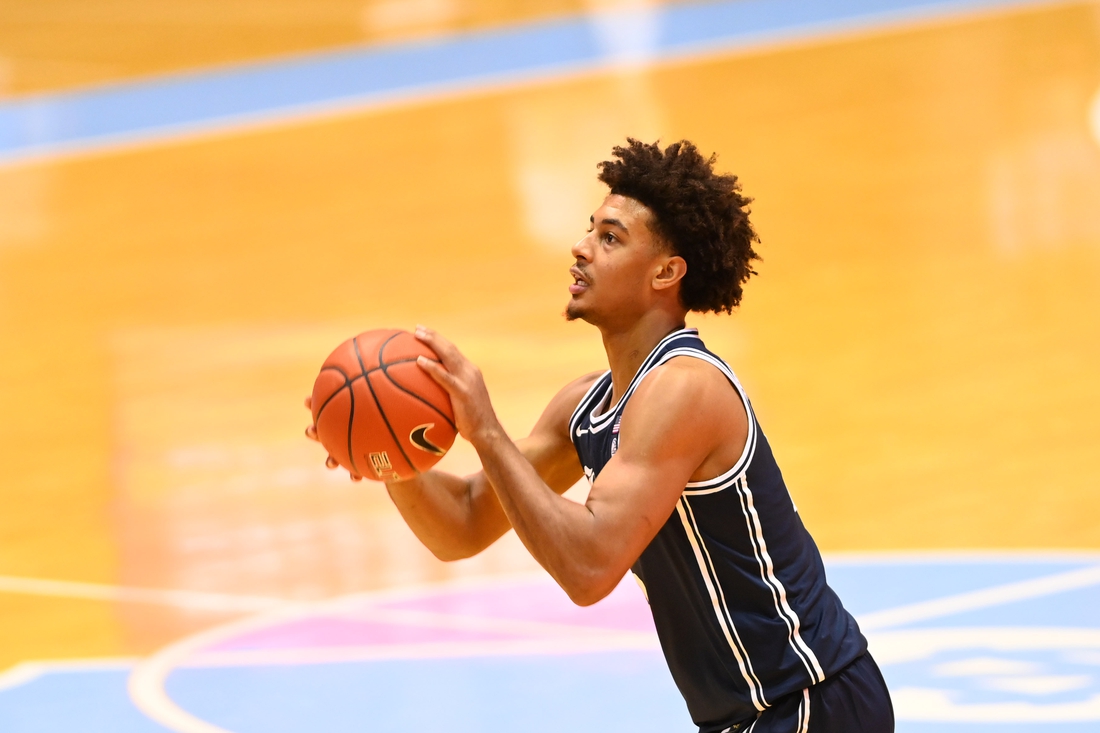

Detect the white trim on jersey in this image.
[649,347,758,494]
[569,371,611,440]
[584,328,699,434]
[798,688,811,733]
[734,475,826,684]
[676,496,769,712]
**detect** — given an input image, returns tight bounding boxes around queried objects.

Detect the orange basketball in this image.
[311,329,456,482]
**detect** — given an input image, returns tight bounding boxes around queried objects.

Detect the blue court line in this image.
[0,0,1058,165]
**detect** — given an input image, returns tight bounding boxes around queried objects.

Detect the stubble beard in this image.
[564,298,589,323]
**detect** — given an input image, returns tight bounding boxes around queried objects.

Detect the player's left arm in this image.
[416,326,737,606]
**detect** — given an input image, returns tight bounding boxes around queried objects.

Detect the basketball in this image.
[311,329,456,482]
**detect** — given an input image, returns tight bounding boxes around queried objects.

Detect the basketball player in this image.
[307,139,893,732]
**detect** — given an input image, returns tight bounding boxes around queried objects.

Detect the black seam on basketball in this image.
[379,361,456,431]
[346,379,359,478]
[377,333,456,431]
[355,335,415,477]
[315,368,352,420]
[343,358,423,377]
[377,331,401,369]
[314,359,423,421]
[368,357,418,371]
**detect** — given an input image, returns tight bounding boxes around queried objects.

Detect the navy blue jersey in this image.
[570,328,867,733]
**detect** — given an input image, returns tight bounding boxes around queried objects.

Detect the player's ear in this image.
[652,255,687,292]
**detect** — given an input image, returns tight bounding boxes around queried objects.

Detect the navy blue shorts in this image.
[739,653,894,733]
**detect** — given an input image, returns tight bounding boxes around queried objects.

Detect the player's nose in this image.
[570,232,592,260]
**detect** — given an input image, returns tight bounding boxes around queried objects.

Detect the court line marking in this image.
[3,548,1096,610]
[122,555,1100,733]
[0,0,1076,169]
[321,605,650,638]
[825,549,1100,564]
[0,658,138,691]
[0,569,554,609]
[0,574,284,613]
[868,627,1100,722]
[858,563,1100,631]
[187,634,662,668]
[868,625,1100,665]
[3,556,1096,730]
[126,573,561,733]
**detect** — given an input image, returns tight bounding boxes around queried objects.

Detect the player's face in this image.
[566,194,670,326]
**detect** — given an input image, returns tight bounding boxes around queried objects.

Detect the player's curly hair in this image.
[597,139,760,314]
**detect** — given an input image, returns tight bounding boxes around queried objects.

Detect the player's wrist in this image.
[468,417,506,450]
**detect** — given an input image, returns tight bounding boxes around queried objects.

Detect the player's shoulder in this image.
[639,353,729,398]
[626,354,741,428]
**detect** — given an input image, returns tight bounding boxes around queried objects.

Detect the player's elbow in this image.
[560,569,620,607]
[424,534,491,563]
[428,545,471,562]
[565,588,607,607]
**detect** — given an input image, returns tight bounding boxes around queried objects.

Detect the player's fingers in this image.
[303,395,313,410]
[305,424,319,441]
[350,473,363,482]
[417,354,457,390]
[325,456,338,469]
[415,326,462,367]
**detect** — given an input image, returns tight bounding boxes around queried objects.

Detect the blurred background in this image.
[0,0,1098,731]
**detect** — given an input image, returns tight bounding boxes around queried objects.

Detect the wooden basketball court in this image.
[0,1,1097,730]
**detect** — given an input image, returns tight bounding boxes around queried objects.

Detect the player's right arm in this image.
[382,373,593,560]
[306,373,597,561]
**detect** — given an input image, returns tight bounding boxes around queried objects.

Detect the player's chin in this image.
[564,298,588,322]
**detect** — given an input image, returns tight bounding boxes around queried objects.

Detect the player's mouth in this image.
[569,266,590,295]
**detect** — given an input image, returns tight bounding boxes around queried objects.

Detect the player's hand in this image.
[303,396,362,481]
[414,326,503,445]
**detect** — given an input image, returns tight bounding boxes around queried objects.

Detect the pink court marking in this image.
[376,577,656,632]
[210,616,526,651]
[205,575,655,655]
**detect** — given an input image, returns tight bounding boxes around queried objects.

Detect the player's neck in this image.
[600,310,688,406]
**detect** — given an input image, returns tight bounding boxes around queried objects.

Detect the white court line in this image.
[0,575,284,613]
[187,634,661,668]
[867,626,1100,665]
[0,658,137,691]
[345,605,651,639]
[5,551,1096,611]
[124,556,1100,733]
[858,564,1100,631]
[126,573,570,733]
[826,549,1100,564]
[3,557,1096,732]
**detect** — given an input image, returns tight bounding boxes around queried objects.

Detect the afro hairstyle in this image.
[596,138,760,314]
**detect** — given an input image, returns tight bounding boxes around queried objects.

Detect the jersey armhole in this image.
[643,349,757,494]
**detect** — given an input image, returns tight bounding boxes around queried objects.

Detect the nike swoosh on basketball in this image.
[410,424,446,455]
